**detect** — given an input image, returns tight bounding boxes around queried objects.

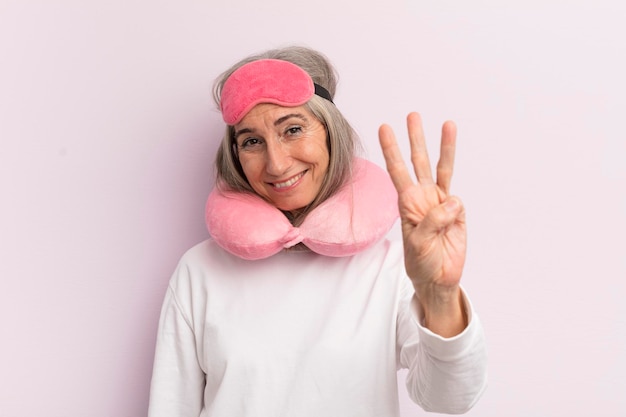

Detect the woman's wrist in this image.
[415,284,468,338]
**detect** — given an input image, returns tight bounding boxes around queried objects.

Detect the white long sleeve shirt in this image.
[148,238,487,417]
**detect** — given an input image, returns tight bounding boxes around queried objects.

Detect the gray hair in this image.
[212,46,361,226]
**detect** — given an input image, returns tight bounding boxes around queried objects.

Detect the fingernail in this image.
[444,198,459,212]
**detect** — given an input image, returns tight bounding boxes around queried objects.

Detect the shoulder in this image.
[167,239,234,288]
[178,238,230,266]
[354,237,404,269]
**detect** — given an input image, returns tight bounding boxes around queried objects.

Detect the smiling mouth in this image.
[271,171,306,189]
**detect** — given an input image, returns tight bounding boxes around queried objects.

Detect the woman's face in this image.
[234,103,329,212]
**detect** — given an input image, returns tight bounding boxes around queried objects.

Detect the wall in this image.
[1,1,624,416]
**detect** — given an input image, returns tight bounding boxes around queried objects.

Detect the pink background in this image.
[1,1,624,416]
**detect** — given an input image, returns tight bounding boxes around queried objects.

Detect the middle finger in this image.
[407,112,434,185]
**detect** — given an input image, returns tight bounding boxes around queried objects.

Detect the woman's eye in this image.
[286,126,303,136]
[240,138,262,149]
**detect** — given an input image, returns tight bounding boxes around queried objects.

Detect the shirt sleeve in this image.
[148,264,206,417]
[396,280,488,414]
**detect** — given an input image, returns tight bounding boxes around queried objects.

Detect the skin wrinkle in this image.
[234,113,308,142]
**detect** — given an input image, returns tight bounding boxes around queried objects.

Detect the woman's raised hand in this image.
[379,112,468,336]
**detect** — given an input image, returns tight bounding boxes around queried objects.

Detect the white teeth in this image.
[273,172,304,189]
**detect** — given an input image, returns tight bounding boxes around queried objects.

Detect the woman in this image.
[148,46,487,417]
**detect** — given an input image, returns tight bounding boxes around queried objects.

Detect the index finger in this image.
[378,123,415,193]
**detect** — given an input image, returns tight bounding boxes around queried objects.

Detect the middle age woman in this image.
[148,45,488,417]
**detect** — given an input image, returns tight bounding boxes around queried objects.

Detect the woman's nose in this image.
[265,138,291,175]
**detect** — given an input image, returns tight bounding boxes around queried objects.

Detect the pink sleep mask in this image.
[205,158,399,260]
[220,59,331,125]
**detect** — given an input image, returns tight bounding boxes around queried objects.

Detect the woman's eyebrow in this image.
[234,127,253,141]
[274,113,307,126]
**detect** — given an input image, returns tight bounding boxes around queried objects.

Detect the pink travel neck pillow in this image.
[205,158,399,260]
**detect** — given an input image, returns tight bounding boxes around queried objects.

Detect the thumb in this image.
[416,196,464,237]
